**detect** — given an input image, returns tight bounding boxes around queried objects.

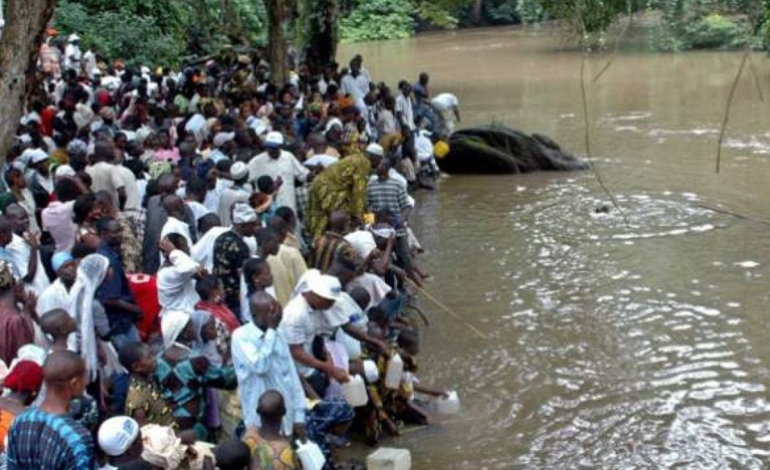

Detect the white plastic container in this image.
[384,354,404,390]
[343,375,369,407]
[296,440,326,470]
[336,329,362,360]
[435,391,461,415]
[363,359,379,383]
[367,447,412,470]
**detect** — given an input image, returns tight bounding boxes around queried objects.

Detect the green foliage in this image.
[53,0,267,66]
[517,0,548,23]
[54,0,184,66]
[417,2,461,29]
[340,0,415,42]
[487,0,521,24]
[684,13,749,48]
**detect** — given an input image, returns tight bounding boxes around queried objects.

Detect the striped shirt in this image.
[7,409,96,470]
[367,178,410,235]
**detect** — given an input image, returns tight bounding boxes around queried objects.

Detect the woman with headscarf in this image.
[156,310,237,441]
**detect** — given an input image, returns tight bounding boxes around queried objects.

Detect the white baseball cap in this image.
[307,272,343,301]
[98,416,140,457]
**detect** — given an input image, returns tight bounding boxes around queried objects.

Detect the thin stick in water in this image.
[716,48,749,173]
[580,53,630,227]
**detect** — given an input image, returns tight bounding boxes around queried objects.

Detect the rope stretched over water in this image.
[407,280,489,340]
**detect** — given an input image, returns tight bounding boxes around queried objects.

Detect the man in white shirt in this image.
[279,271,351,385]
[64,34,82,72]
[340,59,369,113]
[431,92,461,136]
[159,195,194,251]
[38,252,78,315]
[4,203,49,295]
[191,214,229,273]
[157,234,202,317]
[232,292,307,437]
[87,141,126,210]
[247,132,309,214]
[395,82,416,133]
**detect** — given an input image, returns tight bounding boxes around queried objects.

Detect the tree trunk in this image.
[306,0,338,72]
[267,0,289,85]
[0,0,58,164]
[470,0,483,25]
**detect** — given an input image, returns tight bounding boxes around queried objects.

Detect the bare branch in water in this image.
[592,0,632,84]
[716,48,750,174]
[580,53,631,227]
[748,52,764,103]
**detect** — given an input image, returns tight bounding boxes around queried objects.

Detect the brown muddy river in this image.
[340,26,770,469]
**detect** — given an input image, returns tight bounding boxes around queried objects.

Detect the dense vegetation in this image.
[47,0,769,66]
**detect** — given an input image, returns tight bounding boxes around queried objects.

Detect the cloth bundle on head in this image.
[51,251,74,273]
[68,254,111,382]
[3,360,43,395]
[141,424,185,469]
[98,416,140,457]
[0,260,15,291]
[161,310,191,349]
[345,231,377,260]
[232,202,257,224]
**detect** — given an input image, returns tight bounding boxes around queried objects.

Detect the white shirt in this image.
[116,165,141,214]
[247,151,309,213]
[396,94,415,131]
[64,44,82,71]
[278,293,348,377]
[191,226,229,272]
[431,93,459,111]
[7,234,50,295]
[231,323,307,435]
[38,279,71,314]
[186,200,212,222]
[86,162,124,208]
[157,250,200,315]
[340,73,369,105]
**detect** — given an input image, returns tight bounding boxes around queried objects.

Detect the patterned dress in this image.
[212,231,251,318]
[155,348,237,441]
[308,153,371,240]
[243,429,299,470]
[126,375,177,429]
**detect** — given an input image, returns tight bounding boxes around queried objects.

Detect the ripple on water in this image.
[473,181,765,468]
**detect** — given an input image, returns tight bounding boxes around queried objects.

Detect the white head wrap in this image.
[141,424,185,469]
[232,203,257,224]
[68,254,110,382]
[98,416,140,457]
[161,310,191,349]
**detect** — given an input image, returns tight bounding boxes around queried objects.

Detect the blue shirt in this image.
[96,242,138,335]
[7,409,96,470]
[231,323,307,435]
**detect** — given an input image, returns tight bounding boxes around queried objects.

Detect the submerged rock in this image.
[439,125,588,174]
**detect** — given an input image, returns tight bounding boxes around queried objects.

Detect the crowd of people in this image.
[0,29,463,470]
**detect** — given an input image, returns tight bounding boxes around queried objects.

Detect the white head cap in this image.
[365,143,384,158]
[264,131,285,148]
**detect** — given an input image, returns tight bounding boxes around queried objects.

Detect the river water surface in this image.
[340,26,770,469]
